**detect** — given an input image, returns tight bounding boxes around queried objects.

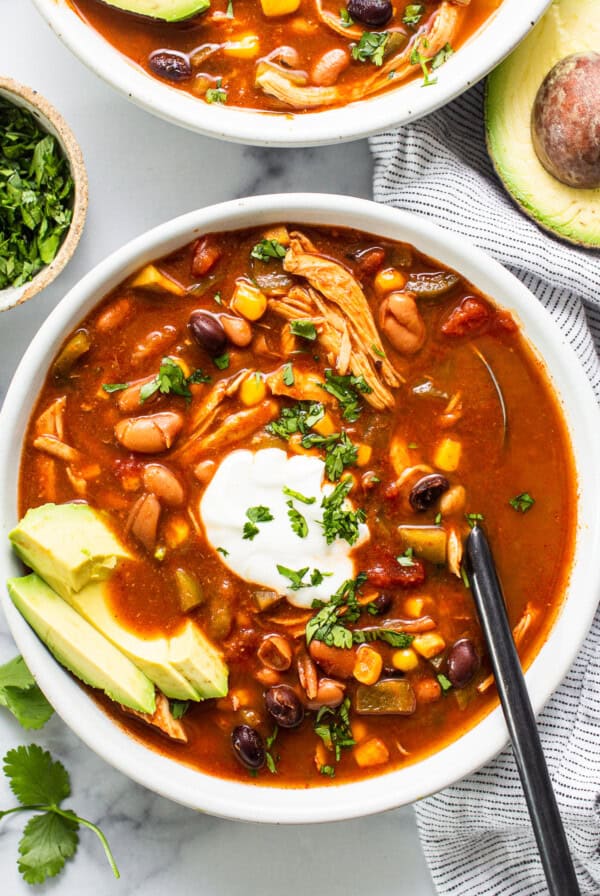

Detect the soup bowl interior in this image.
[31,0,551,146]
[1,193,599,823]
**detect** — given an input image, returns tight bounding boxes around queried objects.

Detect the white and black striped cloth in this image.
[369,81,600,896]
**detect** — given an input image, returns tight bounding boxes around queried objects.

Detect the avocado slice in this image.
[8,574,156,714]
[9,503,229,702]
[10,503,132,598]
[98,0,210,22]
[485,0,600,249]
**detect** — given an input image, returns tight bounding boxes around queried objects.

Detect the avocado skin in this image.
[485,0,600,250]
[8,574,157,714]
[98,0,210,22]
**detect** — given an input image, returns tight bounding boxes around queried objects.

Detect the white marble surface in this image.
[0,3,435,893]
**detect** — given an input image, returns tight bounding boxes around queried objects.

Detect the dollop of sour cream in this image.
[200,448,370,608]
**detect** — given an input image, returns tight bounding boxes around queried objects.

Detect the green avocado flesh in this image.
[9,503,228,704]
[8,574,156,714]
[485,0,600,249]
[99,0,210,22]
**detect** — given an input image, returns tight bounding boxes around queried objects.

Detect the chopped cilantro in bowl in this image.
[0,80,87,308]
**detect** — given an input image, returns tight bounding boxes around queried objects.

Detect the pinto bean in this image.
[127,493,161,551]
[311,48,350,87]
[96,299,132,332]
[191,236,222,277]
[305,678,346,710]
[297,648,318,700]
[309,640,356,679]
[194,458,217,484]
[143,464,184,506]
[379,291,426,355]
[115,412,183,454]
[221,315,253,348]
[440,484,466,516]
[132,326,177,366]
[117,377,156,413]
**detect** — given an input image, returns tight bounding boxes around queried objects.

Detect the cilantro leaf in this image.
[0,657,54,729]
[286,501,308,538]
[352,628,414,648]
[282,362,294,386]
[431,42,454,71]
[305,574,366,647]
[509,492,535,513]
[465,512,485,529]
[243,505,274,540]
[135,357,210,404]
[282,486,316,505]
[397,547,417,567]
[320,369,372,422]
[320,476,366,545]
[325,431,358,481]
[206,78,227,104]
[352,32,389,66]
[4,745,70,807]
[251,239,287,263]
[267,401,325,440]
[314,698,355,762]
[0,655,36,691]
[214,353,230,370]
[402,3,424,26]
[101,382,129,393]
[243,522,259,540]
[437,673,453,693]
[18,810,79,884]
[289,319,317,341]
[277,565,310,591]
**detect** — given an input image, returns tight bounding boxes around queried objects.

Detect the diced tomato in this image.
[353,247,386,279]
[366,549,426,589]
[441,296,490,337]
[191,237,222,278]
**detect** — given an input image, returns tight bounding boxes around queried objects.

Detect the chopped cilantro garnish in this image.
[437,673,453,693]
[465,512,484,529]
[265,726,279,774]
[339,7,354,26]
[320,369,372,421]
[460,566,470,589]
[282,362,295,386]
[397,547,416,567]
[267,400,325,439]
[290,319,317,341]
[170,700,190,719]
[321,476,366,545]
[251,238,287,263]
[287,501,308,538]
[302,430,358,482]
[352,628,414,648]
[372,343,386,358]
[314,698,355,762]
[214,291,223,305]
[306,574,366,647]
[352,31,389,66]
[434,511,442,525]
[319,764,336,777]
[242,505,274,540]
[282,486,316,505]
[276,565,310,591]
[206,78,227,104]
[402,3,424,26]
[226,0,234,16]
[410,39,454,86]
[130,357,211,404]
[216,546,229,557]
[101,382,129,393]
[213,352,230,370]
[431,42,454,71]
[509,492,535,514]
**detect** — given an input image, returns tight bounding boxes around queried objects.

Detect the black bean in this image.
[409,474,450,512]
[189,311,227,357]
[346,0,392,27]
[149,50,192,82]
[265,685,304,729]
[447,639,480,689]
[231,724,265,769]
[370,592,393,616]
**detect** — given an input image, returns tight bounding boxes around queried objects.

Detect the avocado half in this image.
[485,0,600,249]
[99,0,210,22]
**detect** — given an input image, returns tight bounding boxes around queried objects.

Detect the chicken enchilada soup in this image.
[10,223,575,786]
[66,0,502,113]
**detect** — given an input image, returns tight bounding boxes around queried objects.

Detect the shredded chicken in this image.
[179,400,278,462]
[265,365,332,404]
[270,232,402,410]
[120,692,188,743]
[35,396,66,439]
[446,526,463,578]
[257,2,463,108]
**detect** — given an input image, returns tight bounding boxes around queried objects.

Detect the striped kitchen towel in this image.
[370,80,600,896]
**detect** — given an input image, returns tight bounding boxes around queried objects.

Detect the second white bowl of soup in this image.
[1,193,599,823]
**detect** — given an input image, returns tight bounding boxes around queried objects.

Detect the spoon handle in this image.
[466,526,581,896]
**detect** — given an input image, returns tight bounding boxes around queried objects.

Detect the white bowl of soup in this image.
[31,0,551,146]
[1,193,599,823]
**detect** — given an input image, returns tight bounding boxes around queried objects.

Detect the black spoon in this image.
[465,525,580,896]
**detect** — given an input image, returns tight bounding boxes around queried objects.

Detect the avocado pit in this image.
[531,51,600,189]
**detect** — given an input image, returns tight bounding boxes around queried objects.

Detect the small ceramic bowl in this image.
[0,78,88,313]
[1,194,599,824]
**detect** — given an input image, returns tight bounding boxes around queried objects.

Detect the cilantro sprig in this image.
[0,656,53,730]
[103,357,211,404]
[277,565,331,590]
[251,239,287,263]
[267,400,325,440]
[509,492,535,513]
[321,476,366,545]
[243,505,274,540]
[306,574,366,648]
[320,369,372,422]
[402,3,424,26]
[352,32,389,66]
[410,39,454,86]
[290,320,317,341]
[314,698,355,762]
[1,745,118,884]
[303,430,358,481]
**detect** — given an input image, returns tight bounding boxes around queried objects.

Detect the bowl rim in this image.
[1,193,599,824]
[30,0,552,147]
[0,77,88,312]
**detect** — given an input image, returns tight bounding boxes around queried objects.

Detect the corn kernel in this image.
[356,443,372,467]
[165,515,190,549]
[434,437,462,472]
[240,373,268,406]
[168,355,190,377]
[392,648,419,672]
[354,737,390,768]
[289,16,317,33]
[222,34,260,58]
[404,597,425,618]
[351,719,368,742]
[231,280,267,321]
[312,411,336,436]
[263,225,290,246]
[413,632,446,660]
[353,645,383,685]
[261,0,301,15]
[374,267,408,296]
[288,433,316,456]
[120,474,141,492]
